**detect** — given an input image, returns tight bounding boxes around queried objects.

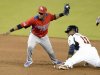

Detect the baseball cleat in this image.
[58,65,70,70]
[54,61,64,65]
[56,61,63,65]
[24,61,33,67]
[83,62,89,67]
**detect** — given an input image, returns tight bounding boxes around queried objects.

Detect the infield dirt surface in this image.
[0,35,100,75]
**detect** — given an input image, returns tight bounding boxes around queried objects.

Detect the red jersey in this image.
[21,13,56,38]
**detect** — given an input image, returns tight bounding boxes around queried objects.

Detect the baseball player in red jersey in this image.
[4,4,70,67]
[55,25,100,70]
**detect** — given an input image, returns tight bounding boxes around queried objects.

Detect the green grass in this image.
[0,0,100,40]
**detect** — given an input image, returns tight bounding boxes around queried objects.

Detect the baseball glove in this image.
[96,16,100,26]
[63,4,70,15]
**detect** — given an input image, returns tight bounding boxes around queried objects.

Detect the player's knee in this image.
[48,49,54,55]
[94,61,100,67]
[50,52,55,55]
[28,43,36,49]
[28,45,34,50]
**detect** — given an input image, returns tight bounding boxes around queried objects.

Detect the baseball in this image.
[66,6,69,8]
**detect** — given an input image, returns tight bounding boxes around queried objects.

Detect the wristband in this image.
[17,24,23,29]
[59,13,64,17]
[10,28,14,32]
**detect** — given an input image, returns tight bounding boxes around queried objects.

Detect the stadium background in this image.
[0,0,100,40]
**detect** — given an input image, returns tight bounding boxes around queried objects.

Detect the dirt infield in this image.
[0,35,100,75]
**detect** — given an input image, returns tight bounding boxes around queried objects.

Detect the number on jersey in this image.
[80,36,90,44]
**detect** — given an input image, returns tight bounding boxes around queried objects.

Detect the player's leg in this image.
[40,35,62,65]
[65,50,84,67]
[64,47,100,69]
[58,49,85,69]
[24,33,38,67]
[84,47,100,67]
[58,46,100,70]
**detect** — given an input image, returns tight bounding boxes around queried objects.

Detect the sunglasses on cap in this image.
[39,12,44,15]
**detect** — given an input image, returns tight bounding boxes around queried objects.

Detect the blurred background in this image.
[0,0,100,40]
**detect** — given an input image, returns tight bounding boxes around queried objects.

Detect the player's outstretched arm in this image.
[4,24,23,35]
[55,4,70,19]
[96,16,100,26]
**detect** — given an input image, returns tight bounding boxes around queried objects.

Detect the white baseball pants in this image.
[64,45,100,68]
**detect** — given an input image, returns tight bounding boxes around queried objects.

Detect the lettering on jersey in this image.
[35,23,49,31]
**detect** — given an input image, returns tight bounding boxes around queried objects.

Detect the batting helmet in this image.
[65,25,79,33]
[38,6,47,14]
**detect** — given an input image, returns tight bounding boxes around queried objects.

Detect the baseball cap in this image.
[65,25,79,33]
[38,6,47,14]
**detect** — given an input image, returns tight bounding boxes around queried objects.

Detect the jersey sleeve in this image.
[68,35,75,55]
[48,13,56,21]
[20,17,35,28]
[68,35,75,46]
[68,35,79,50]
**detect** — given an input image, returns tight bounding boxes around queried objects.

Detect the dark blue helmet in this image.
[65,25,79,33]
